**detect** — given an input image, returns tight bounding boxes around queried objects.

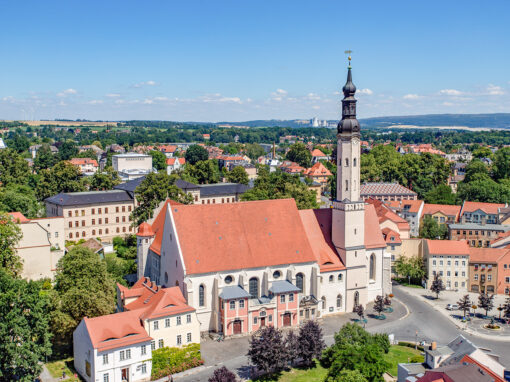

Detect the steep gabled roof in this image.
[381,227,402,244]
[303,162,333,177]
[169,199,317,274]
[311,148,327,157]
[366,198,410,231]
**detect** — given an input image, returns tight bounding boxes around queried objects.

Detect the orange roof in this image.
[69,158,98,166]
[468,247,510,264]
[218,155,244,161]
[364,203,387,249]
[381,227,402,244]
[149,199,180,255]
[168,199,317,274]
[83,310,152,352]
[311,148,327,157]
[8,212,30,223]
[461,201,505,215]
[166,157,185,165]
[304,162,332,177]
[491,230,510,245]
[299,209,345,272]
[138,287,195,320]
[137,222,155,237]
[423,204,461,220]
[366,198,410,231]
[158,145,177,153]
[399,199,423,214]
[426,239,469,256]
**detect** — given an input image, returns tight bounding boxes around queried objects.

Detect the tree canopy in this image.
[0,212,23,277]
[0,148,31,187]
[225,166,249,185]
[419,215,448,239]
[149,150,167,171]
[181,160,221,184]
[185,144,209,165]
[35,161,87,201]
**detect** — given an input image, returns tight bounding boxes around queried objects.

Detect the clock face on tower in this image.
[352,137,359,145]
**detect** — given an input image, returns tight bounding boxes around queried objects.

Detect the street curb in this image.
[394,297,410,321]
[397,286,510,343]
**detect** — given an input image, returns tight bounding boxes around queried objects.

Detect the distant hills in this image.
[215,113,510,130]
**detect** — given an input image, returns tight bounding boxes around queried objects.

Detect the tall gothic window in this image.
[296,273,304,293]
[249,277,259,299]
[336,294,342,308]
[345,180,348,191]
[345,158,349,167]
[321,296,326,310]
[199,284,205,307]
[353,158,357,167]
[369,253,376,280]
[354,291,359,307]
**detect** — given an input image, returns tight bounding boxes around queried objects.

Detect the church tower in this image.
[332,58,368,312]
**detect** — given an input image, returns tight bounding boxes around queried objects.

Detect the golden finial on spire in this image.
[344,50,352,68]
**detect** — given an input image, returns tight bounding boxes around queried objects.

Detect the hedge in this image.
[151,343,204,380]
[397,341,425,352]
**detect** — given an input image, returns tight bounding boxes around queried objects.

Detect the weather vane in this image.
[344,50,352,68]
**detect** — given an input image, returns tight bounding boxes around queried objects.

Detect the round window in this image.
[224,275,233,284]
[273,270,281,279]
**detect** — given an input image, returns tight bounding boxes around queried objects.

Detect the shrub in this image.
[410,355,424,363]
[208,366,237,382]
[151,344,203,380]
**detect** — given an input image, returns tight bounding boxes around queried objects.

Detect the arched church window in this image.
[353,157,357,167]
[345,180,348,191]
[321,296,326,310]
[329,275,334,283]
[345,158,349,167]
[296,273,304,293]
[336,294,342,308]
[354,291,359,307]
[369,253,376,281]
[249,277,259,299]
[164,272,168,284]
[199,284,205,307]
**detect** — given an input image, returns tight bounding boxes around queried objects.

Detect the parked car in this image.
[446,304,459,311]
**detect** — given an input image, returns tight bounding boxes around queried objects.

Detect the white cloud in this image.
[133,80,157,88]
[486,84,505,96]
[1,96,14,102]
[87,100,103,105]
[114,99,126,104]
[442,101,454,106]
[57,88,77,97]
[142,99,154,104]
[153,96,169,101]
[307,93,321,100]
[357,88,373,95]
[439,89,463,96]
[106,93,121,98]
[403,94,421,100]
[312,105,320,110]
[275,89,287,95]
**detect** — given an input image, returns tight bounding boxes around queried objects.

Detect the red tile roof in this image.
[310,149,327,157]
[304,162,333,177]
[83,310,152,352]
[381,227,402,244]
[426,239,470,256]
[468,247,510,264]
[166,157,186,166]
[361,182,416,196]
[158,145,177,153]
[364,203,388,249]
[69,158,98,166]
[169,199,318,274]
[366,198,410,231]
[461,201,505,215]
[150,199,179,255]
[137,222,155,237]
[8,212,30,223]
[423,204,461,220]
[299,209,345,272]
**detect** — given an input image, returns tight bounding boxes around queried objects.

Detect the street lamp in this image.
[415,331,418,350]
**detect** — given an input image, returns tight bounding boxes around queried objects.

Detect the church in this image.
[136,65,392,336]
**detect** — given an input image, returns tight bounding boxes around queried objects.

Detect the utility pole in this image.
[415,330,418,350]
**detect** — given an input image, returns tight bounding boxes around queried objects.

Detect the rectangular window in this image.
[186,314,191,323]
[151,341,155,350]
[254,317,258,324]
[176,316,181,325]
[280,294,286,303]
[82,220,85,226]
[165,318,170,327]
[103,373,109,382]
[105,207,108,213]
[141,345,146,355]
[158,339,164,348]
[474,274,479,280]
[68,211,72,217]
[187,332,192,343]
[154,320,159,330]
[92,219,95,225]
[98,208,102,214]
[239,299,245,308]
[462,271,465,277]
[440,261,443,266]
[81,210,85,216]
[122,206,126,212]
[177,335,182,345]
[447,271,451,276]
[455,261,458,266]
[102,354,108,365]
[126,349,131,359]
[105,218,108,224]
[98,218,102,224]
[289,293,294,302]
[69,222,72,228]
[119,350,125,361]
[268,314,272,322]
[116,206,119,213]
[433,260,436,266]
[92,208,95,215]
[488,275,492,281]
[141,363,147,374]
[447,261,451,266]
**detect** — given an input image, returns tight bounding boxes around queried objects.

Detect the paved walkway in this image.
[398,285,510,340]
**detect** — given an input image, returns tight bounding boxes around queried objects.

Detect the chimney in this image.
[431,341,437,350]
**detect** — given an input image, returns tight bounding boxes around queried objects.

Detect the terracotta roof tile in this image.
[304,162,333,177]
[364,203,387,248]
[423,204,461,220]
[468,247,510,264]
[8,212,30,223]
[69,158,98,166]
[381,227,402,244]
[311,149,326,157]
[461,201,505,215]
[426,239,470,256]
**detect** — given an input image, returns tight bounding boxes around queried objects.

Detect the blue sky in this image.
[1,0,509,122]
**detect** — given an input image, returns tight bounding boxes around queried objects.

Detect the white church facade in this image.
[136,65,392,336]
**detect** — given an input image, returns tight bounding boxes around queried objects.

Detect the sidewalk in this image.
[398,285,510,341]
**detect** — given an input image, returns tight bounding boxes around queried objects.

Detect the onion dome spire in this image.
[337,53,360,136]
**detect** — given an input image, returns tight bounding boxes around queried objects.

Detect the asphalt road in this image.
[175,285,510,381]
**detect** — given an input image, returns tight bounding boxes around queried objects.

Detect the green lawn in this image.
[250,345,423,381]
[383,345,424,377]
[45,357,81,381]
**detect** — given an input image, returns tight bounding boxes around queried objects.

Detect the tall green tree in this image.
[419,215,448,239]
[463,160,490,183]
[0,184,42,218]
[35,161,87,201]
[241,169,319,209]
[457,178,510,204]
[50,247,116,350]
[492,147,510,180]
[182,160,220,184]
[0,148,31,187]
[89,166,121,191]
[185,144,209,165]
[328,370,368,382]
[0,270,52,381]
[225,166,249,185]
[33,144,57,171]
[286,142,312,168]
[424,184,457,205]
[430,273,445,299]
[245,143,266,161]
[149,150,167,171]
[0,212,23,277]
[394,256,425,285]
[457,294,471,318]
[58,140,78,160]
[131,172,193,225]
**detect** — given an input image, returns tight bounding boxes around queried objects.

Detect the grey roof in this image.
[45,190,133,206]
[427,346,454,357]
[434,363,493,382]
[269,280,300,294]
[441,335,478,365]
[114,176,146,193]
[176,179,200,191]
[399,363,427,375]
[449,223,510,231]
[218,285,251,300]
[199,183,250,197]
